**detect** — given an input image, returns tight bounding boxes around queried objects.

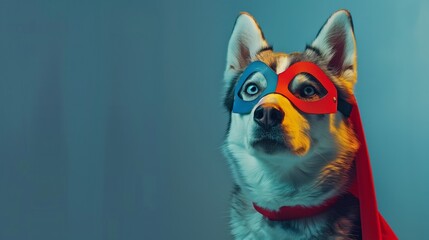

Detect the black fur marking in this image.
[223,73,241,135]
[269,60,277,72]
[328,193,362,239]
[257,45,273,54]
[338,98,353,118]
[305,45,322,56]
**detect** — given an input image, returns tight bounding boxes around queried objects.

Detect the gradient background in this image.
[1,0,428,239]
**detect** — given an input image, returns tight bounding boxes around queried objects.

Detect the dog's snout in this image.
[253,104,284,129]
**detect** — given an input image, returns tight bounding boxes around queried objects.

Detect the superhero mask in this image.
[232,60,340,115]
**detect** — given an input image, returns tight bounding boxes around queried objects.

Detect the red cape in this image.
[348,97,397,240]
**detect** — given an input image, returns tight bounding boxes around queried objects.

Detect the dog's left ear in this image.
[310,10,357,87]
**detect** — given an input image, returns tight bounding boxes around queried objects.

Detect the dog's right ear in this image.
[224,12,269,82]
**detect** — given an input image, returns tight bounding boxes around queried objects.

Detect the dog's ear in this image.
[224,12,269,82]
[310,10,357,87]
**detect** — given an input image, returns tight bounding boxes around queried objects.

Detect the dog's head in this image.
[223,10,361,207]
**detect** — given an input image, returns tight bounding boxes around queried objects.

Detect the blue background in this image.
[1,0,428,239]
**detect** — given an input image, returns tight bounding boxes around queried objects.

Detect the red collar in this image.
[253,195,340,221]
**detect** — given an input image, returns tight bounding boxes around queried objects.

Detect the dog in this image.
[222,10,364,239]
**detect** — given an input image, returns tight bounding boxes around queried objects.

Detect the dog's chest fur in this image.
[230,186,361,240]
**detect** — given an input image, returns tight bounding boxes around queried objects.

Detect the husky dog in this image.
[222,10,363,240]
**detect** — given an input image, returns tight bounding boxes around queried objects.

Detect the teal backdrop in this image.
[0,0,428,239]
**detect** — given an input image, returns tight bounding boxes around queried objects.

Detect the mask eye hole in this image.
[288,73,328,101]
[239,72,267,101]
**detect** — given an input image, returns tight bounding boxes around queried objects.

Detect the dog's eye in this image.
[245,84,259,95]
[239,72,267,101]
[300,85,317,98]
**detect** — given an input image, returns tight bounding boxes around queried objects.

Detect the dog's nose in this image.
[253,104,284,129]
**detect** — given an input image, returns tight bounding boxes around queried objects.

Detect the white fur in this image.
[225,13,269,82]
[276,56,291,74]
